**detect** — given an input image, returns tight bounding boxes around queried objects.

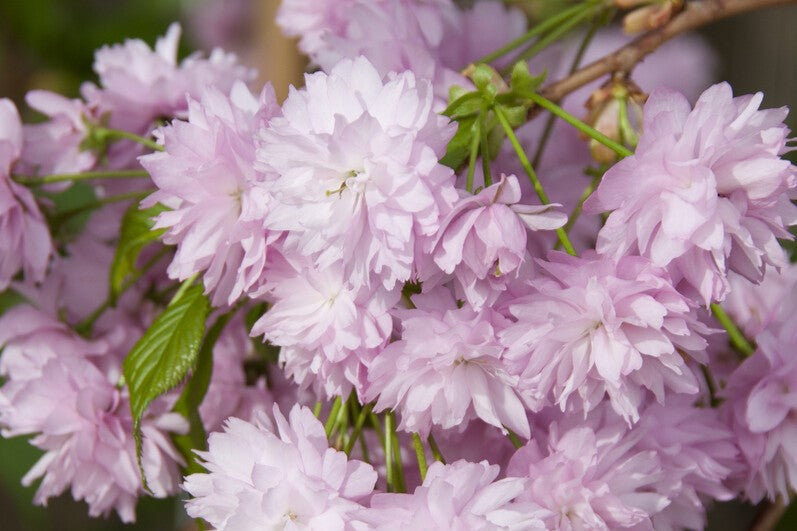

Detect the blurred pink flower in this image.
[0,99,52,289]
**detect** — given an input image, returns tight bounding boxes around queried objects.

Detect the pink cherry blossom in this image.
[142,81,279,306]
[721,321,797,502]
[0,98,53,289]
[367,288,529,438]
[507,420,670,530]
[584,83,797,304]
[257,56,458,290]
[184,405,377,530]
[0,306,186,522]
[251,253,398,399]
[81,23,255,135]
[501,251,711,422]
[430,173,565,307]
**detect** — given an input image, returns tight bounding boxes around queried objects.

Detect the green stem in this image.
[325,396,343,438]
[427,433,446,464]
[344,403,374,455]
[385,412,396,492]
[711,303,756,357]
[12,169,150,186]
[527,92,633,158]
[412,433,428,481]
[506,429,523,449]
[313,401,323,418]
[102,128,164,152]
[494,105,577,256]
[473,1,592,65]
[532,19,600,169]
[503,3,601,75]
[53,190,151,221]
[479,109,493,187]
[466,121,480,193]
[554,173,601,250]
[701,364,721,408]
[389,413,406,493]
[75,246,171,335]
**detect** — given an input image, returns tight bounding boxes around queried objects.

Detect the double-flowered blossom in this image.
[142,81,280,306]
[367,288,529,438]
[258,56,458,290]
[183,405,377,530]
[251,253,399,399]
[360,460,548,530]
[430,173,566,307]
[721,320,797,502]
[81,23,255,135]
[501,251,711,423]
[0,99,52,289]
[507,417,670,530]
[585,83,797,304]
[0,306,186,522]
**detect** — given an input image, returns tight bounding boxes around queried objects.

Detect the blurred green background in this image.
[0,0,795,529]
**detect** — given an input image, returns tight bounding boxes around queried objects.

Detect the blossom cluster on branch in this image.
[0,0,796,529]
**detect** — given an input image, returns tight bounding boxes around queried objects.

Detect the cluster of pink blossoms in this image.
[0,1,796,529]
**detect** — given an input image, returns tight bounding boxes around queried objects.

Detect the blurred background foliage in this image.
[0,0,795,529]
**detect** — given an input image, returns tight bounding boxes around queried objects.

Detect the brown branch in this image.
[540,0,797,103]
[749,498,788,531]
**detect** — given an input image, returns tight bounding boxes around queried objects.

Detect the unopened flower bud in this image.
[584,78,646,164]
[623,0,684,34]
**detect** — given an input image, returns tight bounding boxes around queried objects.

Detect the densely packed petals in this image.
[0,306,186,522]
[721,321,797,502]
[367,289,529,438]
[142,81,279,306]
[257,56,458,290]
[359,459,548,530]
[183,405,377,530]
[502,252,710,422]
[585,83,797,304]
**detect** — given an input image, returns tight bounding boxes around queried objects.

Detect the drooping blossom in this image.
[257,56,458,290]
[358,459,548,530]
[367,288,529,438]
[142,81,279,306]
[507,419,670,530]
[721,321,797,502]
[0,306,186,523]
[251,253,399,399]
[0,98,52,289]
[635,398,738,531]
[501,251,711,422]
[81,23,256,135]
[584,83,797,304]
[430,173,565,307]
[20,91,97,178]
[183,405,377,530]
[723,266,797,338]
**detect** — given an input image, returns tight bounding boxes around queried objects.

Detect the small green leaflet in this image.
[171,308,238,474]
[110,202,168,305]
[123,278,210,488]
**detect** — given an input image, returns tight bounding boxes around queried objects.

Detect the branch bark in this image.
[540,0,797,103]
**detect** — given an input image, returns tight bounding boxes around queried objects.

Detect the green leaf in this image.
[171,308,237,474]
[509,62,546,97]
[442,90,482,119]
[110,202,168,304]
[123,279,210,488]
[440,116,478,170]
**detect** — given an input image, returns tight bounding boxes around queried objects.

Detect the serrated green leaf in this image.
[110,202,168,304]
[440,116,478,170]
[471,64,495,92]
[443,90,482,118]
[500,105,528,129]
[171,308,236,474]
[123,279,210,488]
